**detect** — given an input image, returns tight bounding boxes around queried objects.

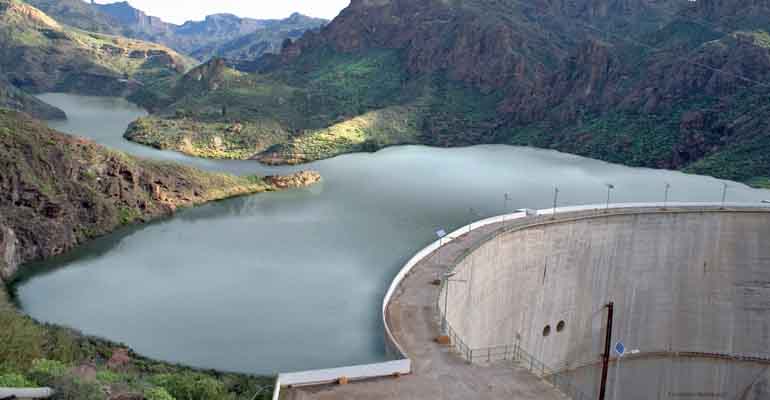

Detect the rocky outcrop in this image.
[0,77,66,120]
[264,171,322,189]
[180,58,228,91]
[0,221,20,280]
[0,110,285,282]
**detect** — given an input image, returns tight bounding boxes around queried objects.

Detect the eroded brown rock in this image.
[0,110,272,281]
[265,170,322,189]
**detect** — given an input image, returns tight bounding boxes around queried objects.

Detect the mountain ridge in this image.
[0,0,197,113]
[24,0,328,60]
[124,0,770,185]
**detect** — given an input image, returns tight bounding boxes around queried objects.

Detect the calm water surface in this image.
[15,93,770,374]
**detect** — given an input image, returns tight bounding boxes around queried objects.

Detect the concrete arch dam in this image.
[440,206,770,400]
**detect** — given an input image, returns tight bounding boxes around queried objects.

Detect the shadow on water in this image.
[9,223,149,302]
[9,184,323,291]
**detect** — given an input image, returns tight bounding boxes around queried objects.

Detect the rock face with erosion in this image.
[265,171,321,189]
[0,110,300,282]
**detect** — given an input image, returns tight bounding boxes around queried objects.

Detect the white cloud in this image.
[92,0,351,24]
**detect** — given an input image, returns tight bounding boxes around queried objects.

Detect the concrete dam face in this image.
[441,208,770,400]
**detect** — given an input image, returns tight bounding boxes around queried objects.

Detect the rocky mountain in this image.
[17,0,119,33]
[189,13,329,61]
[0,76,65,119]
[24,0,327,60]
[0,0,194,110]
[125,0,770,186]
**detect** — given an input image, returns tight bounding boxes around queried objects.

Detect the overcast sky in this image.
[92,0,350,24]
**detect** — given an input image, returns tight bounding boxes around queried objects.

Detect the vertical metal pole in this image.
[553,187,559,218]
[721,183,728,209]
[605,185,614,211]
[599,302,614,400]
[504,193,510,218]
[442,279,450,334]
[438,237,443,267]
[664,183,671,209]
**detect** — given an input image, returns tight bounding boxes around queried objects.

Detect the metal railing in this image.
[444,322,472,362]
[466,342,593,400]
[438,319,594,400]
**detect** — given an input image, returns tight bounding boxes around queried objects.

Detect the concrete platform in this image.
[282,219,567,400]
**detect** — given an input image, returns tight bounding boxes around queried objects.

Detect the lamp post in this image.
[552,187,560,218]
[468,208,478,233]
[663,183,671,209]
[721,183,729,209]
[605,184,615,211]
[441,272,468,334]
[503,193,512,218]
[435,228,447,267]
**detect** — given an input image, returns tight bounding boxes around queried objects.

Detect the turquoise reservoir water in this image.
[15,93,770,374]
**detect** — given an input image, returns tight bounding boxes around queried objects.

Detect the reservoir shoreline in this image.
[12,93,770,375]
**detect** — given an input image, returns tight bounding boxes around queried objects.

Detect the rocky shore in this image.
[0,109,319,282]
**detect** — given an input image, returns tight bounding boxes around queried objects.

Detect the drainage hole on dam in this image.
[557,320,566,332]
[543,325,552,337]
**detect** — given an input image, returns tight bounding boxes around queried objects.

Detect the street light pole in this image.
[664,183,671,209]
[552,187,559,218]
[605,184,615,211]
[503,193,511,221]
[721,183,728,209]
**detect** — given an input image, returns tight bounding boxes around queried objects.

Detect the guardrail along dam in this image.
[441,205,770,399]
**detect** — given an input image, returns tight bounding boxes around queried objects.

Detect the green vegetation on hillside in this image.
[118,0,770,187]
[126,48,505,163]
[19,0,119,34]
[0,287,273,399]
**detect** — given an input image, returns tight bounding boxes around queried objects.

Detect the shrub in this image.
[0,372,35,388]
[151,372,226,400]
[145,387,176,400]
[42,327,80,364]
[27,359,68,386]
[0,311,45,371]
[96,370,121,384]
[47,375,105,400]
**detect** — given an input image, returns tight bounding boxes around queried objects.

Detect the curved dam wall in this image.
[441,206,770,399]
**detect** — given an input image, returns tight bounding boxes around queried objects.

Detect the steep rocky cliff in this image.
[0,109,319,282]
[0,77,65,119]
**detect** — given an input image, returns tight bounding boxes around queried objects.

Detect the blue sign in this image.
[615,342,625,356]
[436,229,447,238]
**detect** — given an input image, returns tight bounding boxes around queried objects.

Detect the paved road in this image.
[283,220,566,400]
